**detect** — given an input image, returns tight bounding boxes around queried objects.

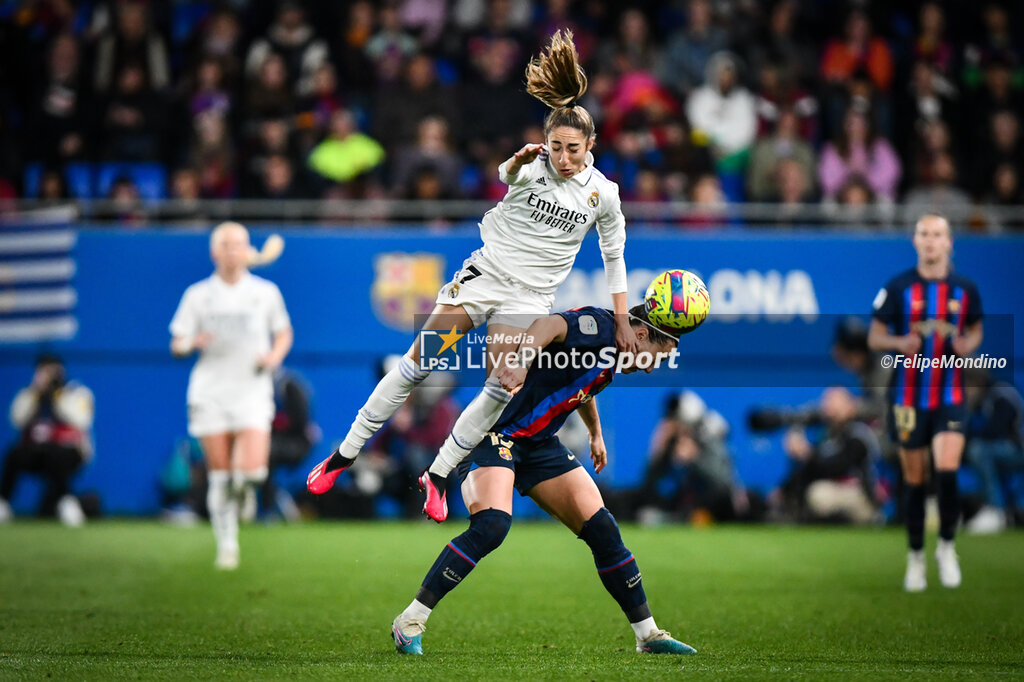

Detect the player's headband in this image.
[628,313,681,344]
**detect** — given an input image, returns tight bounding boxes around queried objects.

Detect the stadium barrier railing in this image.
[4,199,1020,230]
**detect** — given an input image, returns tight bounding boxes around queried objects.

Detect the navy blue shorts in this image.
[455,433,582,496]
[889,403,968,449]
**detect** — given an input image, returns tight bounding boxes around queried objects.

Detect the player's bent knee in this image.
[578,507,628,561]
[461,508,512,558]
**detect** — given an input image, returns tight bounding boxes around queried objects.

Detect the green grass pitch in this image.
[1,521,1022,680]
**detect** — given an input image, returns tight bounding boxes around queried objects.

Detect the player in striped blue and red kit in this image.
[389,305,697,656]
[869,214,984,592]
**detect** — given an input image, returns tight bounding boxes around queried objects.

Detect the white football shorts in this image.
[187,394,274,438]
[435,251,554,329]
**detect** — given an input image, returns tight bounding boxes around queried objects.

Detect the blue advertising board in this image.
[1,226,1021,513]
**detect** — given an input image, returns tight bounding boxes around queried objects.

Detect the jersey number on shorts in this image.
[893,405,917,441]
[487,432,514,449]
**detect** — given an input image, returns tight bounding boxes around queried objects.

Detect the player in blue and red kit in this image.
[389,304,697,656]
[869,214,984,591]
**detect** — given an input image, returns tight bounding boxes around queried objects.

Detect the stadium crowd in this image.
[1,0,1022,228]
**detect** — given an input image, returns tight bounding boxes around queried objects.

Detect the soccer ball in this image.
[644,269,710,335]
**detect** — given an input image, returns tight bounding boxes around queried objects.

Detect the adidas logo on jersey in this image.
[536,177,547,185]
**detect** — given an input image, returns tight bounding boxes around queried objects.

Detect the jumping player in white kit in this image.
[170,221,293,569]
[307,30,639,522]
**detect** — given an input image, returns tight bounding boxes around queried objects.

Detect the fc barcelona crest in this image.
[371,252,444,331]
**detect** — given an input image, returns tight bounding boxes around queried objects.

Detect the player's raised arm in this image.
[495,314,570,394]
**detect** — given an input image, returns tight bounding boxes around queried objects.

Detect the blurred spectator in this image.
[897,60,960,178]
[391,116,463,199]
[99,61,165,160]
[819,107,901,201]
[185,8,243,87]
[257,153,299,200]
[634,391,753,524]
[752,61,818,140]
[399,0,448,49]
[902,151,972,222]
[535,0,598,63]
[913,2,955,75]
[745,0,816,89]
[772,387,880,524]
[630,169,667,203]
[906,118,954,189]
[107,174,145,225]
[242,116,297,197]
[681,173,728,228]
[820,9,893,94]
[595,127,662,197]
[0,354,93,526]
[974,109,1024,200]
[188,111,236,199]
[982,163,1024,230]
[373,54,459,153]
[333,0,377,97]
[93,0,170,94]
[595,8,663,76]
[769,157,814,222]
[661,0,728,94]
[27,33,90,163]
[307,109,386,187]
[747,108,816,202]
[245,0,329,97]
[364,3,419,84]
[245,52,294,127]
[966,53,1023,150]
[964,371,1023,533]
[686,52,757,170]
[459,37,533,163]
[168,166,206,223]
[38,168,70,202]
[295,63,343,151]
[962,2,1021,87]
[658,117,714,200]
[452,0,531,34]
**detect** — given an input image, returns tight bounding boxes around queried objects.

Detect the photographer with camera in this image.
[0,354,94,526]
[769,387,881,525]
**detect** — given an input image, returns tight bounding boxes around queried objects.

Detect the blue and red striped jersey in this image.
[493,307,616,443]
[872,268,983,409]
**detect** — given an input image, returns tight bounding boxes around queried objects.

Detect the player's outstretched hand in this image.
[614,317,640,356]
[496,364,527,395]
[512,143,545,168]
[589,432,607,474]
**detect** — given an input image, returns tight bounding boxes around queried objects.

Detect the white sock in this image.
[400,599,433,623]
[429,377,512,477]
[340,356,430,459]
[630,617,658,640]
[207,470,238,551]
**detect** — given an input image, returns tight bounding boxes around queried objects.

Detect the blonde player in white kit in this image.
[170,222,293,569]
[307,30,638,522]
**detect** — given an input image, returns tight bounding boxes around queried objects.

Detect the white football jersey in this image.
[478,150,627,296]
[169,272,291,405]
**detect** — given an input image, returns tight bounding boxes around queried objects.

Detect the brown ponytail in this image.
[525,29,595,139]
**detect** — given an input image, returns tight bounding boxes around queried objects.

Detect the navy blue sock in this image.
[905,484,926,551]
[579,508,651,623]
[937,471,959,542]
[416,509,511,608]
